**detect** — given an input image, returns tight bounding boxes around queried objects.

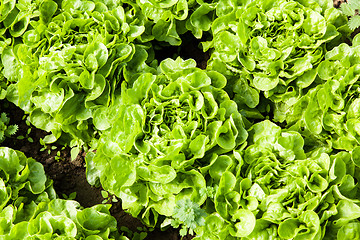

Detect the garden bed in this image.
[0,0,360,240]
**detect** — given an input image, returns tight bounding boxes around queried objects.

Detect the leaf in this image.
[340,3,355,16]
[337,222,360,239]
[350,0,360,9]
[84,42,109,70]
[229,209,256,237]
[39,0,58,23]
[252,75,279,92]
[189,3,214,31]
[70,146,80,161]
[335,200,360,221]
[101,190,109,199]
[209,155,233,183]
[348,15,360,30]
[214,31,240,62]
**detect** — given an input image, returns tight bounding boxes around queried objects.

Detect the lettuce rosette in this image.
[0,147,54,213]
[0,147,126,239]
[204,0,349,117]
[86,57,249,227]
[1,0,147,151]
[277,34,360,151]
[194,120,360,239]
[2,199,124,240]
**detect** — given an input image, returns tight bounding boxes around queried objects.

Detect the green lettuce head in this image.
[1,0,147,149]
[205,0,349,117]
[0,147,126,239]
[278,34,360,151]
[195,120,360,239]
[86,57,248,226]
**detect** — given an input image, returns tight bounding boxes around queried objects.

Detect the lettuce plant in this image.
[0,147,54,210]
[205,0,349,117]
[171,198,207,236]
[2,199,126,240]
[193,120,360,239]
[1,0,146,149]
[86,57,248,226]
[0,147,130,239]
[278,34,360,151]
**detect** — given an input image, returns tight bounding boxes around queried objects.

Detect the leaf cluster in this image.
[87,57,248,228]
[0,147,132,239]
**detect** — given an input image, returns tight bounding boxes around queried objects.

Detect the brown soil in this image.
[333,0,346,8]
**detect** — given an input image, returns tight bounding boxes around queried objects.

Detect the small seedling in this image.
[62,192,77,200]
[100,190,119,204]
[16,117,34,143]
[0,112,18,143]
[341,0,360,30]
